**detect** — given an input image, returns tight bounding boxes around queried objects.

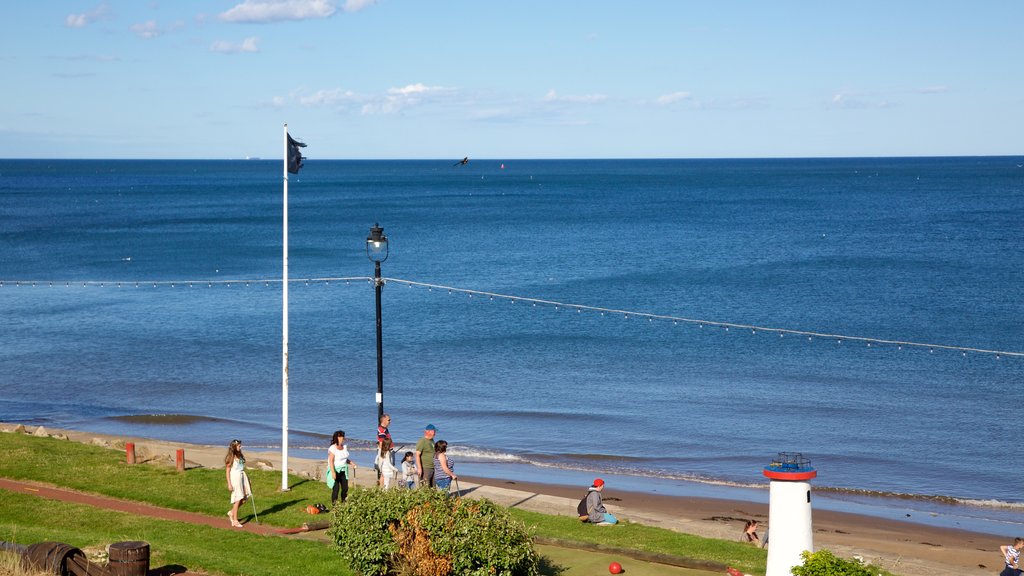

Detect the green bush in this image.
[328,487,538,576]
[791,549,892,576]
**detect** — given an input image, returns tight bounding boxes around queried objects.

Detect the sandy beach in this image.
[1,422,1007,576]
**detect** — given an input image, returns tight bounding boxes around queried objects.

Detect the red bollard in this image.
[125,442,136,465]
[175,449,185,472]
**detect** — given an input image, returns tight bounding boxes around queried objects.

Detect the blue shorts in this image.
[435,477,452,491]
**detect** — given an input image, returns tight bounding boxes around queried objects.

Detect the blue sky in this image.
[1,1,1022,159]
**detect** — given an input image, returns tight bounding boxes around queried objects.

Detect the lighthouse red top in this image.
[763,452,817,481]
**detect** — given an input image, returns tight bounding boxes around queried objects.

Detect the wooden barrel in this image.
[108,541,149,576]
[22,541,82,575]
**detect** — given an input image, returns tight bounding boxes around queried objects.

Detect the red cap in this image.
[593,478,604,487]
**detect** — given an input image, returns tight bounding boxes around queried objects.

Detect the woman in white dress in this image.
[225,439,250,527]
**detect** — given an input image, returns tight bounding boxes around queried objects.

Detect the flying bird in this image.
[453,157,469,167]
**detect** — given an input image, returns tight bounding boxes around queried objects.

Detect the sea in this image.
[1,157,1022,535]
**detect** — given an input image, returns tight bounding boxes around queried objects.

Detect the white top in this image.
[375,450,398,475]
[328,444,349,472]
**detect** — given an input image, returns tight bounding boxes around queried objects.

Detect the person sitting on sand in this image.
[224,439,250,528]
[742,520,762,547]
[585,478,617,525]
[1001,537,1024,576]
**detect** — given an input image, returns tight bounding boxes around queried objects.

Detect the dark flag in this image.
[287,134,307,174]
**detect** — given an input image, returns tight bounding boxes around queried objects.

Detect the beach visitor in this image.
[415,424,438,488]
[224,439,250,528]
[327,430,357,504]
[376,414,392,487]
[401,451,417,488]
[375,437,399,489]
[1000,537,1024,576]
[433,440,457,493]
[585,478,618,525]
[742,520,762,547]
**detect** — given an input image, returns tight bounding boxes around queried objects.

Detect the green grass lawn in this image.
[0,432,767,575]
[534,544,722,576]
[0,490,348,576]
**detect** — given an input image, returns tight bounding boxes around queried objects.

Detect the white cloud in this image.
[65,3,110,28]
[285,83,456,115]
[656,91,692,105]
[362,83,455,114]
[913,85,949,94]
[541,90,608,104]
[299,88,361,107]
[342,0,377,12]
[131,20,161,38]
[220,0,338,23]
[830,85,944,110]
[211,37,260,54]
[830,90,898,110]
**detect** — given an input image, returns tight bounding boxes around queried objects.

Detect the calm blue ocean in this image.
[1,157,1022,532]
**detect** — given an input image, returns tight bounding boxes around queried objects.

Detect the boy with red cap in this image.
[585,478,618,525]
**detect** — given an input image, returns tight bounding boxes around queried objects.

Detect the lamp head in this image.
[366,223,388,263]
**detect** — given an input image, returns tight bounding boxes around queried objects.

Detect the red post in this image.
[175,449,185,472]
[125,442,136,465]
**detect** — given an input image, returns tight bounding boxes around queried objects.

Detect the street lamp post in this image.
[366,223,389,422]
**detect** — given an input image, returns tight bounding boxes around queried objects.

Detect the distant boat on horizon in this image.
[244,156,261,160]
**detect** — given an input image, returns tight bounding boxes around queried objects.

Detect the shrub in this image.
[790,549,891,576]
[328,487,538,576]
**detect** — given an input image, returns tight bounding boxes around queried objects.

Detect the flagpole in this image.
[281,123,290,492]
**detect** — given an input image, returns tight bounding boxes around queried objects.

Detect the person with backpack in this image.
[577,478,617,525]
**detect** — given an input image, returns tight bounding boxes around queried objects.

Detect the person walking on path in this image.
[433,439,457,492]
[224,439,250,528]
[585,478,617,525]
[327,430,357,504]
[415,424,438,488]
[376,414,392,487]
[1000,537,1024,576]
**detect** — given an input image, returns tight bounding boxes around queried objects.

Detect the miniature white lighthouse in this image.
[763,452,816,576]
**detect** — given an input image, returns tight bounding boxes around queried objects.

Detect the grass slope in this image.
[0,433,768,575]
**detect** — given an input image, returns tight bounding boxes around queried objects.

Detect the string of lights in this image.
[0,277,371,289]
[2,275,1020,359]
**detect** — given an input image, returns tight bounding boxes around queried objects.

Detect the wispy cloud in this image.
[210,37,260,54]
[362,83,457,114]
[342,0,377,12]
[52,54,121,63]
[298,88,361,107]
[656,91,692,105]
[66,2,111,28]
[283,83,458,115]
[220,0,339,23]
[829,85,947,109]
[542,90,608,104]
[53,72,97,79]
[131,21,162,38]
